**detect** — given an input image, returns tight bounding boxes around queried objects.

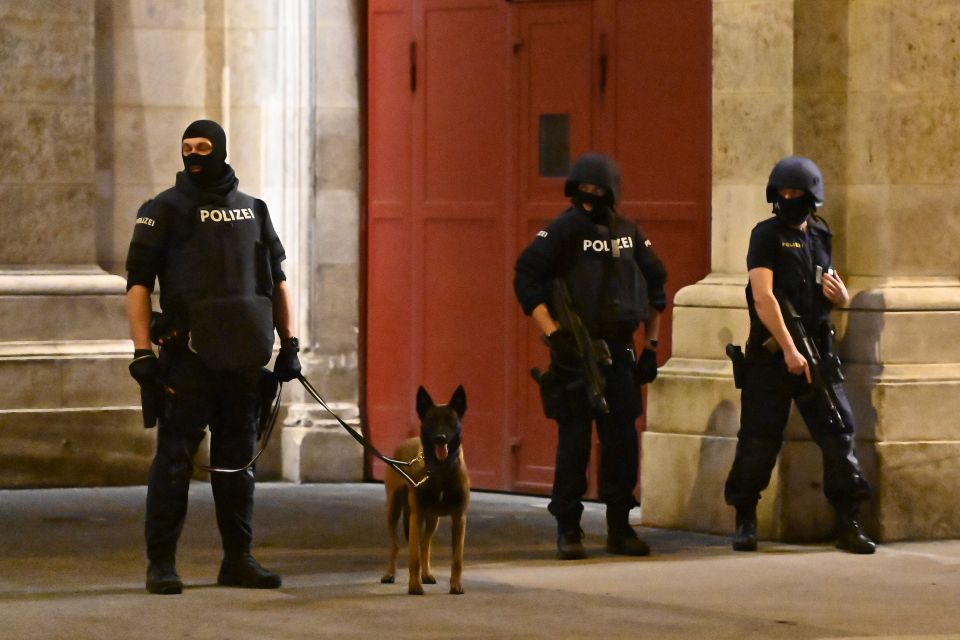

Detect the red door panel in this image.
[610,0,712,358]
[415,0,509,486]
[422,218,504,488]
[367,2,414,472]
[367,0,511,485]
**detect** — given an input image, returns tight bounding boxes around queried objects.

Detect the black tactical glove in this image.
[635,348,658,384]
[548,329,582,376]
[274,337,302,382]
[129,349,163,428]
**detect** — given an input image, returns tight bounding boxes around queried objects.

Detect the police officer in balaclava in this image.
[126,120,302,594]
[723,156,875,554]
[514,153,668,559]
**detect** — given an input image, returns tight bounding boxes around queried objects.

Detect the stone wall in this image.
[0,0,151,486]
[0,0,363,487]
[642,0,960,541]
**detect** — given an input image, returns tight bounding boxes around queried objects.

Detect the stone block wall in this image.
[643,0,960,542]
[0,0,363,487]
[0,1,150,487]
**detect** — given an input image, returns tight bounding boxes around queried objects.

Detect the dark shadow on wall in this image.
[842,289,883,534]
[680,399,740,537]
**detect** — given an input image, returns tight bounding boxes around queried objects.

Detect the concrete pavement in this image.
[1,482,959,640]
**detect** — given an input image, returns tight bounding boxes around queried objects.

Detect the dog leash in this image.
[296,374,429,488]
[203,373,427,487]
[202,381,284,474]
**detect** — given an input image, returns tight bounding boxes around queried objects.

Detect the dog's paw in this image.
[380,574,395,584]
[449,582,464,595]
[407,584,425,595]
[421,573,437,584]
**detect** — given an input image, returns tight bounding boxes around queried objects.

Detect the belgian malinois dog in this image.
[381,385,469,595]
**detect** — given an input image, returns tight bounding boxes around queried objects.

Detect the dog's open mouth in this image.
[435,442,449,461]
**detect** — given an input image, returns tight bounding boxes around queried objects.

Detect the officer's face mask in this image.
[773,193,814,227]
[182,136,226,186]
[575,184,613,225]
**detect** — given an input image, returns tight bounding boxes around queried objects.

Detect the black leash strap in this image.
[296,374,427,488]
[202,381,284,474]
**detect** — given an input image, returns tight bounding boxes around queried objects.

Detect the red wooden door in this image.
[366,0,711,493]
[367,0,414,475]
[367,0,512,488]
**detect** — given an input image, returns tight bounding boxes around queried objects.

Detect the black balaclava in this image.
[181,119,228,187]
[772,193,816,227]
[573,191,613,225]
[564,153,622,226]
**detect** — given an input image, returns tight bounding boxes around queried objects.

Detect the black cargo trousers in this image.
[724,341,871,510]
[145,347,261,564]
[545,341,642,529]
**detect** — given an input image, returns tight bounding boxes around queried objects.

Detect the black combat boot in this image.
[217,553,282,588]
[834,504,876,555]
[146,560,183,595]
[556,524,587,560]
[732,503,758,552]
[605,507,650,556]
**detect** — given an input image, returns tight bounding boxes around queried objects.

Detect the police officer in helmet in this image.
[515,153,668,559]
[126,120,302,594]
[724,155,875,554]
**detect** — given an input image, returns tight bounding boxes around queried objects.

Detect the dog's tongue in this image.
[435,443,449,461]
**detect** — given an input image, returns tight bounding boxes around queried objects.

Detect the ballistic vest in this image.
[158,189,276,372]
[561,215,649,338]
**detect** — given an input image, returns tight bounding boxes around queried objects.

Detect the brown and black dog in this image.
[381,385,469,595]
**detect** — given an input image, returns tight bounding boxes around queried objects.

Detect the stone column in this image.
[0,1,151,486]
[640,0,805,539]
[642,0,960,542]
[835,0,960,540]
[267,0,365,482]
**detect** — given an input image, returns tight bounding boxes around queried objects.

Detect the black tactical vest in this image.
[160,190,276,372]
[561,217,649,338]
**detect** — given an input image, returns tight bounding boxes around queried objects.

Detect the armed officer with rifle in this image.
[514,153,667,560]
[724,156,875,554]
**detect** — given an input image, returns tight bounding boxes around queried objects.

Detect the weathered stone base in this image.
[873,442,960,541]
[0,407,153,487]
[643,275,960,542]
[641,382,840,542]
[0,270,152,488]
[281,403,364,483]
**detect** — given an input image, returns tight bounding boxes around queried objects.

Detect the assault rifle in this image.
[765,294,847,431]
[547,279,612,416]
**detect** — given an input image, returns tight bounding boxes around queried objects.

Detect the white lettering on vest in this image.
[135,216,156,227]
[198,208,257,223]
[583,237,633,253]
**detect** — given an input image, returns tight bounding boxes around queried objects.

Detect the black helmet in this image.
[766,156,824,207]
[564,153,621,206]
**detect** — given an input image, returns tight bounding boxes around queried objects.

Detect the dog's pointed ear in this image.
[448,385,467,418]
[416,386,434,421]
